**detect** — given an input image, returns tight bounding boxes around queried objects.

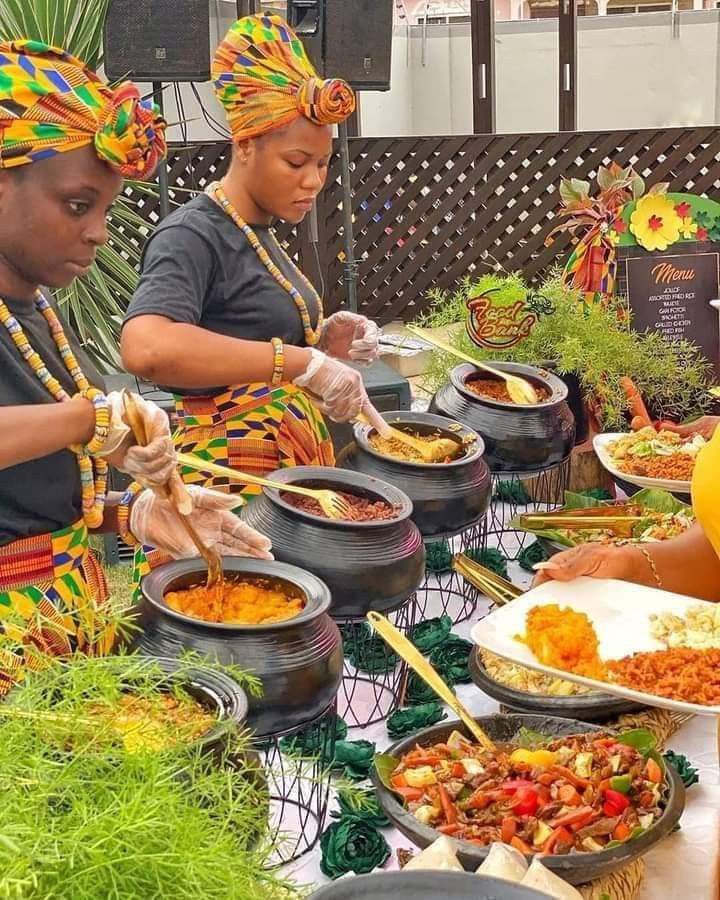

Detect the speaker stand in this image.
[338,120,358,313]
[152,82,170,219]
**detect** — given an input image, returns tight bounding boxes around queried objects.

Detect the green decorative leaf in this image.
[373,753,401,792]
[617,728,666,772]
[515,727,552,749]
[630,489,690,515]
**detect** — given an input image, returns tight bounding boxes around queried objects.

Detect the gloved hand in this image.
[293,348,368,422]
[318,311,380,366]
[99,392,190,514]
[129,485,273,559]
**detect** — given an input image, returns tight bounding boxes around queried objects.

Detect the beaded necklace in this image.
[0,292,108,529]
[207,181,324,346]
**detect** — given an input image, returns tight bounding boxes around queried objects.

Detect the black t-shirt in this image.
[123,193,320,395]
[0,295,104,546]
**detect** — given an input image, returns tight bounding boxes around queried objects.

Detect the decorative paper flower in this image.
[630,194,682,251]
[280,714,347,756]
[494,479,530,504]
[332,740,377,781]
[613,217,628,234]
[320,819,391,879]
[425,539,453,574]
[679,217,698,240]
[674,201,692,218]
[518,540,548,574]
[697,227,709,241]
[341,623,398,674]
[387,702,447,739]
[663,750,699,789]
[410,615,453,653]
[332,787,390,828]
[464,547,509,580]
[406,671,438,705]
[429,635,474,685]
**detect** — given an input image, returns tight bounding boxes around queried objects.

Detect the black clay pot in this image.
[539,362,589,445]
[134,558,342,738]
[430,363,575,475]
[372,714,685,886]
[241,466,425,619]
[310,872,550,899]
[469,648,643,724]
[338,411,491,539]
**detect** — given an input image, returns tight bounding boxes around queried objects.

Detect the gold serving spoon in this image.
[407,325,540,406]
[367,610,495,751]
[356,409,461,463]
[122,392,225,614]
[175,453,351,520]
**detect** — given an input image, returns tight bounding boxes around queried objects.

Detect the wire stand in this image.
[253,700,338,866]
[481,459,572,561]
[336,595,420,729]
[416,523,485,626]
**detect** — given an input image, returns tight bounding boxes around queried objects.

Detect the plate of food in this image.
[513,489,694,556]
[372,713,684,885]
[471,577,720,715]
[593,428,705,493]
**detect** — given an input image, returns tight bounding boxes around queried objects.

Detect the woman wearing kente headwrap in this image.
[121,15,383,535]
[0,40,271,690]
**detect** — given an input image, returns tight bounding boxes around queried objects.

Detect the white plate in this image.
[593,433,692,494]
[470,577,720,716]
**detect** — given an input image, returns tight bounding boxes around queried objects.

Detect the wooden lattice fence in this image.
[124,126,720,324]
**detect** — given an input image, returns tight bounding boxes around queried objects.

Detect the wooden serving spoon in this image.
[122,392,224,614]
[367,611,495,750]
[407,325,540,406]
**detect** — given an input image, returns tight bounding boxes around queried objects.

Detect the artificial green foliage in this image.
[494,480,531,504]
[406,671,438,706]
[341,623,398,674]
[0,655,294,899]
[410,615,453,653]
[425,539,453,573]
[576,488,614,501]
[280,714,347,756]
[421,273,712,430]
[331,788,390,828]
[386,702,447,739]
[464,547,509,580]
[332,740,377,782]
[319,818,391,879]
[428,636,474,686]
[663,751,699,789]
[518,540,549,573]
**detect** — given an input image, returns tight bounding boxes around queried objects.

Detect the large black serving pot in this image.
[338,411,491,539]
[372,713,685,886]
[430,363,575,474]
[241,466,425,618]
[310,872,550,899]
[134,558,342,738]
[469,648,643,723]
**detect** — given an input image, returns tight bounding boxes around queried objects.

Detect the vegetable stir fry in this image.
[607,428,705,482]
[389,731,665,855]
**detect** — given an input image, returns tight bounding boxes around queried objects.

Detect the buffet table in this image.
[286,587,720,899]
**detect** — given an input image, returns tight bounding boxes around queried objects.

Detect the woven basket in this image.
[579,859,644,899]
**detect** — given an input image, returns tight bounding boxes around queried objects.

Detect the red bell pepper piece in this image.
[603,789,630,818]
[391,773,407,789]
[541,825,573,855]
[451,762,466,778]
[501,779,535,793]
[511,787,539,816]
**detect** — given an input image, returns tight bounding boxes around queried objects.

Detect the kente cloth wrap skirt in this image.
[0,519,113,694]
[132,381,335,591]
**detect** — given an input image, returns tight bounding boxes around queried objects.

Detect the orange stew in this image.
[466,377,550,404]
[165,577,305,624]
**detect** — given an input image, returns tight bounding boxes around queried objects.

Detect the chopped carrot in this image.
[510,835,532,854]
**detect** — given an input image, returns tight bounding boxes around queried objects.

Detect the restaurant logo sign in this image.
[466,290,539,351]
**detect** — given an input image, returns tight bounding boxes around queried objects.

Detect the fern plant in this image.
[0,0,159,372]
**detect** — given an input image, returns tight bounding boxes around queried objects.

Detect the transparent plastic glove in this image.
[129,485,273,559]
[319,311,380,365]
[293,348,368,422]
[100,392,190,514]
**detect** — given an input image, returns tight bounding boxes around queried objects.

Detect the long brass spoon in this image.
[122,392,224,612]
[407,325,539,405]
[356,411,461,463]
[367,611,495,750]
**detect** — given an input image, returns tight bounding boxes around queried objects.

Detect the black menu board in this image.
[620,247,720,376]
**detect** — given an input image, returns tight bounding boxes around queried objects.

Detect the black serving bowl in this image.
[310,872,550,899]
[339,411,491,539]
[241,466,426,618]
[469,648,643,723]
[134,558,342,738]
[372,713,685,886]
[430,363,575,475]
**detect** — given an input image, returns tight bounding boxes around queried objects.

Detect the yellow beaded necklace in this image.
[0,292,108,529]
[207,181,324,346]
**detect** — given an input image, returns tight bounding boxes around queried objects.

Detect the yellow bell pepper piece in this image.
[510,748,557,768]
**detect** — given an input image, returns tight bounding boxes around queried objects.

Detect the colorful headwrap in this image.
[212,14,356,141]
[0,39,166,178]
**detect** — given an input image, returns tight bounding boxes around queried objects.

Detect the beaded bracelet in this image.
[271,337,285,386]
[75,386,110,456]
[117,482,144,548]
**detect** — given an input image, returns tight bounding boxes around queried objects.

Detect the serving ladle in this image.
[407,325,540,406]
[356,405,461,463]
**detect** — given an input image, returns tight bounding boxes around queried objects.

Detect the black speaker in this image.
[103,0,211,82]
[287,0,393,91]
